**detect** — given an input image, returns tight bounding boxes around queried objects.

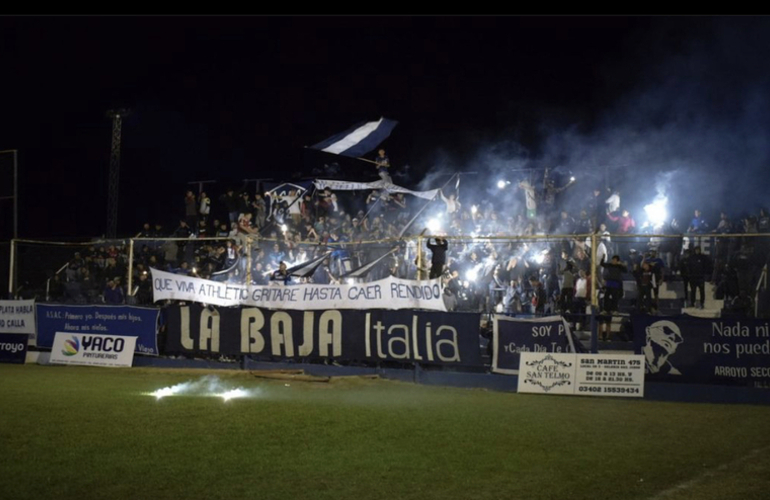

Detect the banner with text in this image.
[36,304,159,356]
[0,300,36,337]
[313,179,440,200]
[492,315,579,375]
[50,332,136,368]
[0,333,28,364]
[165,304,482,366]
[151,268,447,312]
[517,353,645,397]
[632,314,770,388]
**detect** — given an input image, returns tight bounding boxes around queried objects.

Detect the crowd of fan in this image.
[48,155,770,320]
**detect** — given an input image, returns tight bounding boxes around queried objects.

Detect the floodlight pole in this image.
[106,109,131,239]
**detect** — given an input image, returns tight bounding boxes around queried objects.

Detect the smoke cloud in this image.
[416,18,770,226]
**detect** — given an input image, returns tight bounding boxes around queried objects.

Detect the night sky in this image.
[1,16,768,239]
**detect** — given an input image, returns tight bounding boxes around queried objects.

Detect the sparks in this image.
[219,388,249,402]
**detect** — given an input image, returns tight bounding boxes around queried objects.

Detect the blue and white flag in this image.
[311,117,398,158]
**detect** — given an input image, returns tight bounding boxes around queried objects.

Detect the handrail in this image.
[45,261,70,301]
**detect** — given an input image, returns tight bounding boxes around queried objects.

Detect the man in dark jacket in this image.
[220,188,239,225]
[687,246,713,309]
[427,237,449,279]
[599,255,627,341]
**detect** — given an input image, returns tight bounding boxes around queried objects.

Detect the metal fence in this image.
[8,232,770,322]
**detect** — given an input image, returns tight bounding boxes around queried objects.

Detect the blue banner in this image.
[492,315,584,374]
[165,305,482,366]
[0,333,28,364]
[36,304,160,356]
[632,314,770,388]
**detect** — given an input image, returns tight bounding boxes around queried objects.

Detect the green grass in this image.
[1,365,770,500]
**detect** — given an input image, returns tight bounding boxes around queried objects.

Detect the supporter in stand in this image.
[427,237,449,279]
[216,222,230,237]
[599,255,627,341]
[270,261,291,285]
[254,194,268,229]
[633,261,654,313]
[199,191,211,222]
[687,246,713,309]
[237,192,251,222]
[587,187,606,229]
[103,279,125,305]
[38,163,770,319]
[135,223,152,238]
[220,188,239,225]
[184,190,198,229]
[196,220,208,238]
[558,261,575,314]
[374,148,391,182]
[759,208,770,233]
[687,209,709,233]
[643,250,665,311]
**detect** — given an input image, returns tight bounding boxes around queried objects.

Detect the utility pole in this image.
[106,109,131,238]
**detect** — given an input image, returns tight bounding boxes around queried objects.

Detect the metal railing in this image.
[8,232,770,318]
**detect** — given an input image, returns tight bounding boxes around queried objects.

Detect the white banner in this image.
[0,300,36,336]
[517,353,577,395]
[574,354,645,398]
[517,353,645,398]
[50,332,137,368]
[314,179,440,200]
[150,268,447,312]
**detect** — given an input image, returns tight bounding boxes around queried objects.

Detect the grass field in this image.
[1,365,770,500]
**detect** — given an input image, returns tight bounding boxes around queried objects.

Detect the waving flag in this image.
[340,246,400,279]
[311,117,398,158]
[285,251,333,278]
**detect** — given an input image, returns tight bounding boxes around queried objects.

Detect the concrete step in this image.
[681,307,721,318]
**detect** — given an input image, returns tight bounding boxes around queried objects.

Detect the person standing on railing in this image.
[427,237,448,279]
[518,180,538,220]
[374,148,391,182]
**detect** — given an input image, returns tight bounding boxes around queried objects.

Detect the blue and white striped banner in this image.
[311,117,398,158]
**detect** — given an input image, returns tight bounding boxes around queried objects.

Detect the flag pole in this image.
[397,173,459,238]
